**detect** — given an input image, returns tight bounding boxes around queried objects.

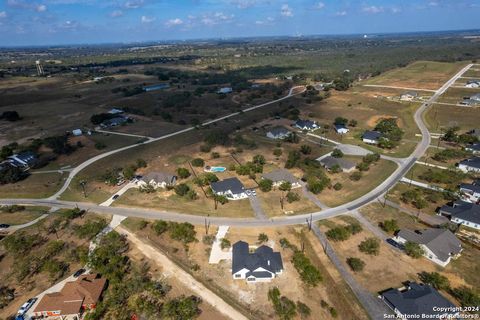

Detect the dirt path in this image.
[116,226,249,320]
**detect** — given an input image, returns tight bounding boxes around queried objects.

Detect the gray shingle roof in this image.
[466,143,480,151]
[459,157,480,169]
[142,172,176,185]
[262,169,298,184]
[211,177,245,194]
[382,282,456,317]
[318,156,356,171]
[396,228,462,262]
[362,130,383,141]
[460,182,480,194]
[232,241,283,278]
[267,126,290,137]
[295,119,317,129]
[440,200,480,225]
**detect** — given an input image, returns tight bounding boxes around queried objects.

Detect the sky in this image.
[0,0,479,46]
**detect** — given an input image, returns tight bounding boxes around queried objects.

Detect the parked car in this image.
[73,268,86,278]
[17,298,37,316]
[112,194,119,200]
[386,238,404,250]
[0,224,10,229]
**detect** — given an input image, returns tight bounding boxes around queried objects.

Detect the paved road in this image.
[311,225,390,320]
[94,129,154,140]
[0,65,473,227]
[48,86,305,200]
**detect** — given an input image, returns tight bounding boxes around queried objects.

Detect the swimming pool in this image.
[205,166,226,172]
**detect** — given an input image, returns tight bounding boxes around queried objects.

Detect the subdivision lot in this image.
[318,158,398,207]
[0,206,47,225]
[363,61,468,90]
[436,87,480,104]
[121,220,369,320]
[0,172,66,199]
[424,103,480,131]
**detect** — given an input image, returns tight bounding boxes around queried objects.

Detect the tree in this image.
[331,149,344,158]
[358,238,380,255]
[334,117,348,125]
[285,151,301,168]
[286,191,300,203]
[380,219,399,233]
[300,145,312,155]
[253,154,266,165]
[168,222,197,244]
[174,183,190,196]
[356,162,370,172]
[348,119,358,127]
[404,241,425,258]
[292,251,322,286]
[326,226,351,241]
[0,165,28,184]
[259,178,273,192]
[349,171,362,181]
[136,158,147,168]
[176,167,191,179]
[419,272,450,291]
[450,286,480,307]
[122,165,136,180]
[258,233,269,244]
[268,287,297,320]
[333,182,343,190]
[162,295,202,320]
[279,181,292,192]
[152,221,169,235]
[346,257,365,272]
[191,158,205,167]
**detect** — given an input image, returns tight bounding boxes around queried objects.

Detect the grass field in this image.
[437,87,479,104]
[364,61,468,90]
[360,203,428,234]
[424,103,480,131]
[462,69,480,78]
[0,172,66,199]
[318,159,398,207]
[386,183,444,216]
[0,206,47,225]
[114,187,255,218]
[256,189,319,217]
[404,163,470,188]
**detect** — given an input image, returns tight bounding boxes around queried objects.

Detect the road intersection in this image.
[0,64,474,227]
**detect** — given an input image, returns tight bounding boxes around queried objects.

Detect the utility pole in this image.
[204,214,210,235]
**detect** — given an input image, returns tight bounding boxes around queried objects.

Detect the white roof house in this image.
[334,124,349,134]
[72,129,83,136]
[138,172,177,189]
[458,157,480,173]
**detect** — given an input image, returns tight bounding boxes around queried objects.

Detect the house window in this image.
[235,274,241,278]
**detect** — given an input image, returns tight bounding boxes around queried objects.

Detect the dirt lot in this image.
[121,219,368,320]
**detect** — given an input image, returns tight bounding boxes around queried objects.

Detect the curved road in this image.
[1,64,473,227]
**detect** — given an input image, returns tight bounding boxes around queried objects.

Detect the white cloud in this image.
[110,10,123,17]
[362,6,384,14]
[391,7,402,13]
[141,15,155,23]
[165,18,183,27]
[200,12,234,26]
[280,4,293,17]
[335,10,347,16]
[36,4,47,12]
[125,0,144,9]
[314,2,325,10]
[255,16,274,25]
[230,0,257,9]
[0,11,7,18]
[428,1,439,6]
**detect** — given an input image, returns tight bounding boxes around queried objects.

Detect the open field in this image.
[121,219,369,320]
[437,87,480,104]
[404,163,472,188]
[257,189,319,217]
[0,206,47,225]
[386,182,445,216]
[363,61,468,90]
[115,188,255,218]
[0,172,66,199]
[462,69,480,78]
[424,103,480,131]
[318,159,398,207]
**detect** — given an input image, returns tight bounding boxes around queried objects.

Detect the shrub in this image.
[152,220,169,235]
[296,301,311,318]
[268,287,297,320]
[333,182,343,190]
[380,219,399,233]
[273,148,283,157]
[419,272,450,291]
[211,152,220,159]
[220,238,231,249]
[259,179,273,192]
[174,183,190,196]
[286,191,300,203]
[168,222,197,244]
[363,153,380,164]
[300,145,312,155]
[450,286,480,307]
[331,149,344,158]
[253,154,266,165]
[358,237,380,255]
[404,241,425,258]
[191,158,205,167]
[94,142,107,150]
[176,167,191,179]
[292,251,322,286]
[258,233,269,244]
[326,227,351,241]
[356,162,370,172]
[349,171,362,181]
[346,257,365,272]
